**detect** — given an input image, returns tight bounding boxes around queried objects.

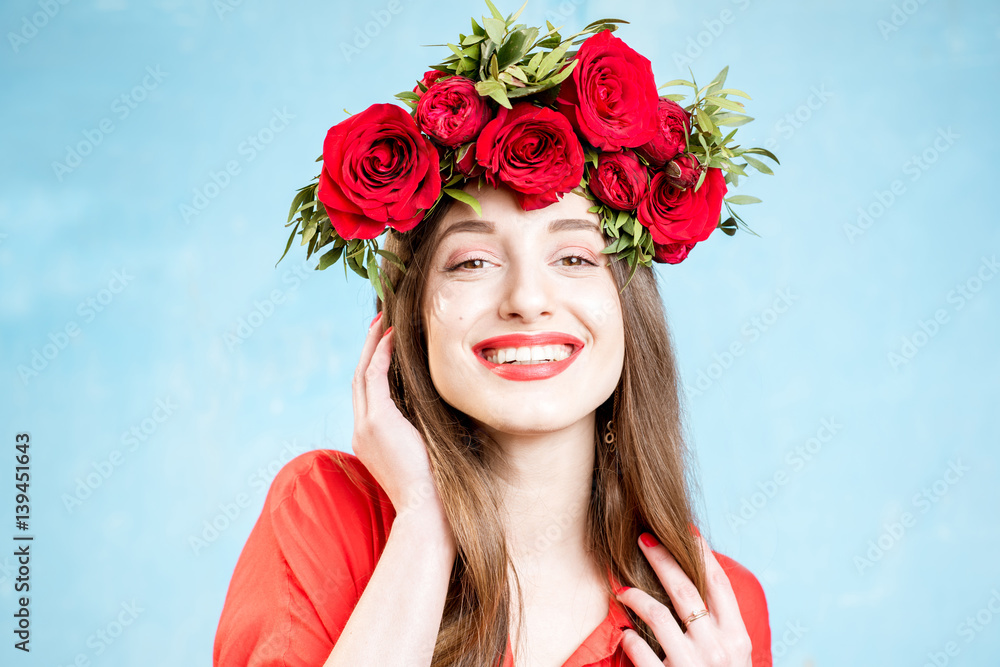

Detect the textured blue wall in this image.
[1,0,997,664]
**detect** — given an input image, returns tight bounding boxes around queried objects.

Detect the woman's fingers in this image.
[618,626,675,667]
[352,311,384,420]
[616,586,687,662]
[697,536,750,639]
[636,533,714,637]
[616,532,752,666]
[364,326,395,414]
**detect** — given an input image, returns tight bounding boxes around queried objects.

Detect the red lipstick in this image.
[472,332,585,381]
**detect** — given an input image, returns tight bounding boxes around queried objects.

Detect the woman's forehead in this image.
[437,185,600,239]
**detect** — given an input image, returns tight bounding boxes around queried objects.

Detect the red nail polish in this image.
[382,326,393,338]
[639,533,658,548]
[369,312,383,328]
[614,585,631,596]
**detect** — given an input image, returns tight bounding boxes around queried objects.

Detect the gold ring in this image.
[683,609,709,628]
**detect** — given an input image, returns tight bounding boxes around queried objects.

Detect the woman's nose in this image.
[498,259,553,323]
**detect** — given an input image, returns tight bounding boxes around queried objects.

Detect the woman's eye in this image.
[559,255,596,267]
[447,257,490,271]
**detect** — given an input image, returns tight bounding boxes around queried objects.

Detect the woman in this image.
[213,178,771,667]
[215,8,776,666]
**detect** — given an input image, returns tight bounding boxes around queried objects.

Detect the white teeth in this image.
[484,344,574,365]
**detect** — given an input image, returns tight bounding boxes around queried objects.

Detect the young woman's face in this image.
[421,182,625,437]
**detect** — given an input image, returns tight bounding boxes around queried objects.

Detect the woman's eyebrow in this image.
[438,218,601,243]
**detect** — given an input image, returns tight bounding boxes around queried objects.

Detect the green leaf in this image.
[475,79,512,108]
[497,27,536,69]
[471,16,485,36]
[395,91,421,102]
[714,88,752,100]
[525,50,544,77]
[719,217,738,236]
[506,64,529,83]
[694,107,715,134]
[620,256,640,293]
[657,78,695,91]
[462,33,486,46]
[367,254,385,302]
[725,161,748,177]
[742,154,773,175]
[443,188,483,217]
[704,95,745,113]
[543,58,577,86]
[300,220,317,247]
[317,244,343,270]
[713,113,754,127]
[508,0,529,24]
[287,187,310,224]
[725,195,762,205]
[483,0,504,21]
[537,40,571,78]
[375,248,407,272]
[743,146,780,164]
[696,131,710,155]
[601,236,626,254]
[581,18,629,30]
[276,221,300,266]
[707,65,729,93]
[694,167,707,191]
[483,17,506,45]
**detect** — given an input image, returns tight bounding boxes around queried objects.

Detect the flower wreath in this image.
[278,0,778,297]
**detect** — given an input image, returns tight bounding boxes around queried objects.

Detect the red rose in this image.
[413,70,448,97]
[589,150,648,210]
[665,152,701,190]
[475,102,585,211]
[637,167,727,244]
[653,240,696,264]
[555,29,659,151]
[317,103,442,240]
[636,97,689,167]
[415,76,493,148]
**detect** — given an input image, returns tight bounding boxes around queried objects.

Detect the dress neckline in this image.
[499,566,633,667]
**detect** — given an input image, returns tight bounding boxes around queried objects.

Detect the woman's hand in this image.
[615,533,753,666]
[352,313,450,531]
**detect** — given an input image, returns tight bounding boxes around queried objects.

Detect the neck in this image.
[479,412,597,575]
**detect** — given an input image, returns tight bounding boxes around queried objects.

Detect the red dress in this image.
[214,450,772,667]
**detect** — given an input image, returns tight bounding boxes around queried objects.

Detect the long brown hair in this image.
[330,192,708,665]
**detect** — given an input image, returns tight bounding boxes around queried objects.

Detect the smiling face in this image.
[420,181,625,438]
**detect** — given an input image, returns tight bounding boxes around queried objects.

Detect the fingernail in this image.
[639,533,658,548]
[382,326,393,338]
[687,523,702,538]
[369,312,383,328]
[614,585,631,596]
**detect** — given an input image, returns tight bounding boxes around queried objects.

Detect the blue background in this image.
[1,0,998,664]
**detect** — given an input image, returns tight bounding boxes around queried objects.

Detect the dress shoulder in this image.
[213,449,395,667]
[711,551,772,667]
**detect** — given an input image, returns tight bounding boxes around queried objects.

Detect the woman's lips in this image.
[472,333,585,382]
